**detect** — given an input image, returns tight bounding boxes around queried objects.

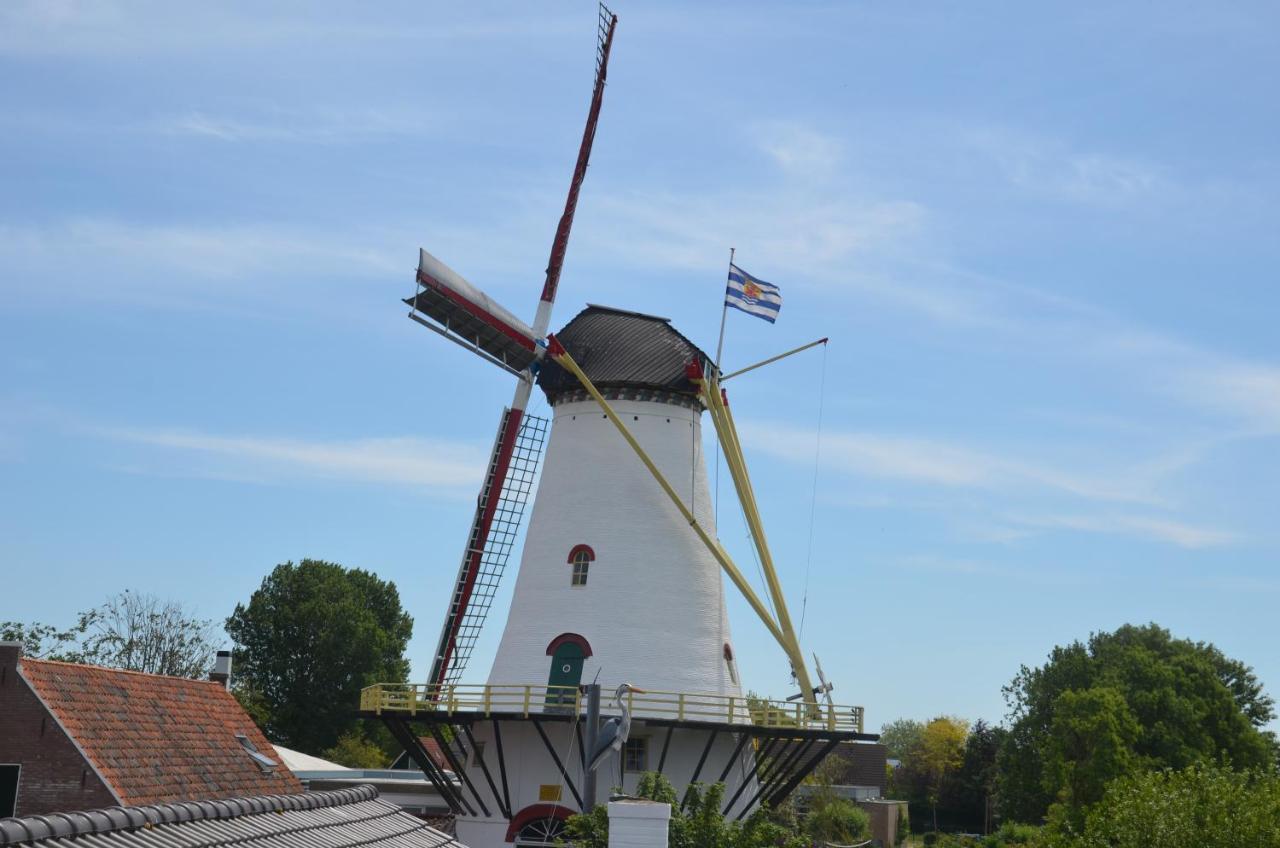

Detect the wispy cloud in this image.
[895,553,1089,586]
[0,218,402,306]
[998,512,1238,549]
[755,122,843,180]
[100,427,486,491]
[0,1,581,59]
[741,421,1165,505]
[583,188,924,282]
[963,126,1168,206]
[152,108,433,144]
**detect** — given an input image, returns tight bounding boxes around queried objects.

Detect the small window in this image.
[469,740,486,768]
[236,734,277,773]
[0,764,19,818]
[623,737,648,773]
[568,545,595,587]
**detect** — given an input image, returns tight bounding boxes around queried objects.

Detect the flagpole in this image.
[713,247,734,527]
[715,247,735,371]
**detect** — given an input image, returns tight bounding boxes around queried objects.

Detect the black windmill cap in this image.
[538,304,712,404]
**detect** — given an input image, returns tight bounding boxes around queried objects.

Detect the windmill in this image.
[374,9,875,846]
[408,5,619,691]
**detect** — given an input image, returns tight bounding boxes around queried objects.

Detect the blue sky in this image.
[2,2,1277,734]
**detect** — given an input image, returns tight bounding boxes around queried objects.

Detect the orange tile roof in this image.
[19,658,303,805]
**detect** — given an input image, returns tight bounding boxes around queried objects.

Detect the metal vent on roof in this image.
[236,734,277,773]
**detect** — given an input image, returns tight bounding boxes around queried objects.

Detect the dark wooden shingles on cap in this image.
[538,304,712,402]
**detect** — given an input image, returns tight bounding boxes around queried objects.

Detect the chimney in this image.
[1,640,21,687]
[209,650,232,688]
[608,799,670,848]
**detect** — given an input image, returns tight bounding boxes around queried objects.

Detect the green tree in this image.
[1042,687,1138,831]
[224,559,412,753]
[945,719,1006,834]
[998,623,1276,824]
[1077,764,1280,848]
[881,718,926,761]
[323,731,390,769]
[1,616,96,661]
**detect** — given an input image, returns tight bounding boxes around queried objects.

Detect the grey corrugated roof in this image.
[0,786,461,848]
[538,304,711,403]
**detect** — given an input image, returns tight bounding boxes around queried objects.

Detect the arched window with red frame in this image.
[567,544,595,587]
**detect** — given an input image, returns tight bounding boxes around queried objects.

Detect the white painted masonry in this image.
[487,398,741,703]
[455,393,761,848]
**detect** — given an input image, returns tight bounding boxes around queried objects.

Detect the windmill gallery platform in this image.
[360,7,879,847]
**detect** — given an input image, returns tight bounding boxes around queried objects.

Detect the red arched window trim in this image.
[566,544,596,563]
[723,643,734,662]
[506,804,576,842]
[546,632,593,658]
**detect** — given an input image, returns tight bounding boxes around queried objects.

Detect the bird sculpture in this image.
[587,682,647,774]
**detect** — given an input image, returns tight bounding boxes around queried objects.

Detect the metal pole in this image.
[714,247,734,526]
[583,683,601,810]
[715,247,735,369]
[720,337,828,382]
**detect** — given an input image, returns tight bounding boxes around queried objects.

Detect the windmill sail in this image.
[428,407,548,687]
[406,249,539,374]
[413,5,619,688]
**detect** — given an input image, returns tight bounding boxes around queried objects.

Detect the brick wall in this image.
[831,741,888,792]
[0,644,118,815]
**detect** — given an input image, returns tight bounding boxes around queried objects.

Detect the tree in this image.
[998,623,1277,825]
[1,617,95,661]
[82,591,220,677]
[3,591,218,677]
[1077,764,1280,848]
[919,717,969,832]
[945,719,1006,834]
[224,559,413,754]
[881,718,926,761]
[323,731,390,769]
[1042,687,1138,832]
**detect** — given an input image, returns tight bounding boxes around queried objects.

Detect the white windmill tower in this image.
[362,8,872,848]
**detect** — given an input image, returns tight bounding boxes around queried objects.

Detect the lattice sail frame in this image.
[429,411,548,687]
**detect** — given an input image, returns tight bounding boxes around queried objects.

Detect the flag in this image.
[725,263,782,323]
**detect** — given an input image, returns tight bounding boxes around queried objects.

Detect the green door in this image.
[546,641,586,708]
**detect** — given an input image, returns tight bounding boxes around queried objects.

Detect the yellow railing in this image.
[359,683,864,734]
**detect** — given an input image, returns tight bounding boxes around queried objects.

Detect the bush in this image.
[804,797,869,845]
[1074,763,1280,848]
[981,823,1044,847]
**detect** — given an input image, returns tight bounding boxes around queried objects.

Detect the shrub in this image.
[803,798,869,845]
[1075,763,1280,848]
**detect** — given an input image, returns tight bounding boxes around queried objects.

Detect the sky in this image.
[1,1,1277,734]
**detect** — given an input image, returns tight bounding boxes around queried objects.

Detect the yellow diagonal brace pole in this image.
[700,369,818,713]
[547,338,786,648]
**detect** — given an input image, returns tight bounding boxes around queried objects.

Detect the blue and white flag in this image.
[725,263,782,323]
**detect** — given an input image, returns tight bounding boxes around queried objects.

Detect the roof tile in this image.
[19,659,303,806]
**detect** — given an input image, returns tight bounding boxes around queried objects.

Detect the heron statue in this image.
[587,682,647,774]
